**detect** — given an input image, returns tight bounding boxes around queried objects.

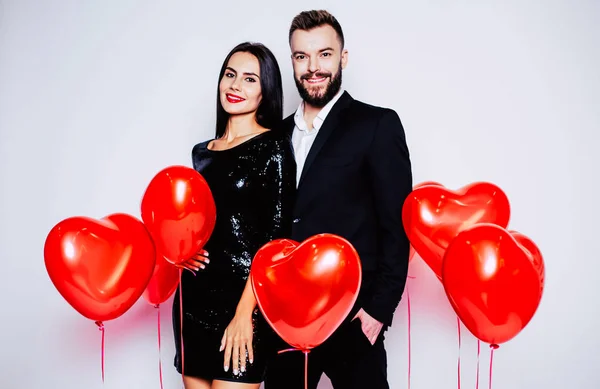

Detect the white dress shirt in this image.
[292,89,345,185]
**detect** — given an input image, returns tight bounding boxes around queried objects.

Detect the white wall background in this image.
[0,1,598,388]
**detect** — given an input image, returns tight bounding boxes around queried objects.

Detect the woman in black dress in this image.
[172,42,296,389]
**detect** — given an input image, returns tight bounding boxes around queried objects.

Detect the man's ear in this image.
[341,49,349,69]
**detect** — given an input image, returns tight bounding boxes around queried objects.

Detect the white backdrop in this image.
[1,1,598,388]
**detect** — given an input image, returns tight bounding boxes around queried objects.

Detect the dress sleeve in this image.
[262,135,297,242]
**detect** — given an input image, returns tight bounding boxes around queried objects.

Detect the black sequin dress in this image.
[173,130,296,383]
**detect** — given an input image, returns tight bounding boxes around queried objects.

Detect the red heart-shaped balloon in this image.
[142,252,180,306]
[510,230,545,294]
[402,182,510,279]
[141,165,216,266]
[251,234,362,350]
[442,224,544,345]
[44,213,156,322]
[409,181,443,262]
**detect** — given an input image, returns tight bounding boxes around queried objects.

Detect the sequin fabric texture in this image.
[173,130,296,383]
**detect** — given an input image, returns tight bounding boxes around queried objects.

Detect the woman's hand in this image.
[220,310,254,376]
[175,249,209,274]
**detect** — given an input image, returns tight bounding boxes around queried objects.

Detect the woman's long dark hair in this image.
[215,42,284,138]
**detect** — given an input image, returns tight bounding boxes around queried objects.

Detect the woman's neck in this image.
[222,113,265,142]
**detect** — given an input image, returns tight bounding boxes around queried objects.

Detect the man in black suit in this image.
[264,10,413,389]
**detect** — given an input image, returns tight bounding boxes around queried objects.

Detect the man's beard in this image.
[294,63,343,108]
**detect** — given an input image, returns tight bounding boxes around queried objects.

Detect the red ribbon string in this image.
[304,350,309,389]
[476,340,481,389]
[95,321,105,383]
[489,344,498,389]
[457,316,461,389]
[179,269,185,386]
[406,285,412,389]
[278,348,310,389]
[155,304,164,389]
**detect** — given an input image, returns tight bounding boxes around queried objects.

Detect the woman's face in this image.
[219,51,262,116]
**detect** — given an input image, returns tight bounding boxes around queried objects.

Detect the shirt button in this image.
[293,218,301,224]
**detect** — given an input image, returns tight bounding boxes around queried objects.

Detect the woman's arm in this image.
[220,134,297,376]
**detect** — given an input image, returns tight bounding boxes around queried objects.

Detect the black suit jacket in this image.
[285,91,413,326]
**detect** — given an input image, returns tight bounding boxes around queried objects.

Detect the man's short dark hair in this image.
[289,10,345,48]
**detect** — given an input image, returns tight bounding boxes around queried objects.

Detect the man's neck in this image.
[302,102,322,131]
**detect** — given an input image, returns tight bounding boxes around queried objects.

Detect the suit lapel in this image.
[298,91,354,188]
[284,116,295,140]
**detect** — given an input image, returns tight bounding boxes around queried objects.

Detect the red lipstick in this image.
[226,93,245,103]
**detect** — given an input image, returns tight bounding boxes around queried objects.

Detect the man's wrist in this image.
[362,302,390,326]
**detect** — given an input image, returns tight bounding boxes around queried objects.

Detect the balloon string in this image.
[304,350,309,389]
[476,340,480,389]
[489,344,498,389]
[277,348,310,389]
[406,284,412,389]
[277,348,299,354]
[179,269,185,386]
[405,271,415,389]
[95,321,105,384]
[155,304,164,389]
[457,316,461,389]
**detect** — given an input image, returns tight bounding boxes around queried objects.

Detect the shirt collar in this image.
[294,88,345,133]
